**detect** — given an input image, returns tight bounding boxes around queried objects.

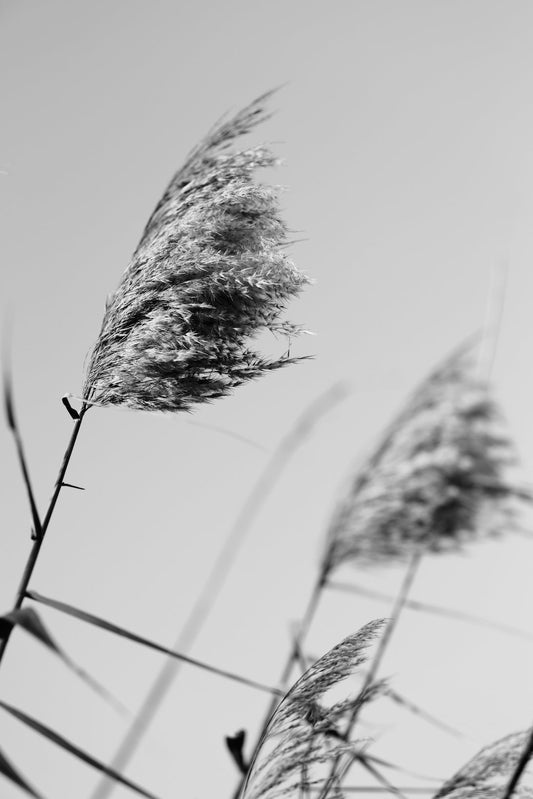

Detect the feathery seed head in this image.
[322,344,528,574]
[83,92,309,412]
[241,620,385,799]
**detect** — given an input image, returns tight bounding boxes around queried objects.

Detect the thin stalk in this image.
[317,544,425,799]
[355,547,424,697]
[90,384,348,799]
[326,581,533,642]
[501,725,533,799]
[476,260,508,383]
[27,590,282,697]
[0,409,86,666]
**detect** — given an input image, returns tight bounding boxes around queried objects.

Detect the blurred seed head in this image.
[322,344,529,575]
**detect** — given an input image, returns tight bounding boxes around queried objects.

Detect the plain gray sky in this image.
[1,1,533,797]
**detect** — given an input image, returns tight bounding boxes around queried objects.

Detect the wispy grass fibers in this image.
[84,90,309,412]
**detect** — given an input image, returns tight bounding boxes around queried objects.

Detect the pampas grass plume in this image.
[322,344,527,574]
[83,91,309,412]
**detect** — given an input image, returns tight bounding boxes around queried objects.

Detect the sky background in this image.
[2,1,533,797]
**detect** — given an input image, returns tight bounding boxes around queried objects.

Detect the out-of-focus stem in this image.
[502,726,533,799]
[90,383,349,799]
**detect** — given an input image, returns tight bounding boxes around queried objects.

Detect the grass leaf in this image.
[327,581,533,642]
[83,89,309,412]
[0,745,44,799]
[0,607,127,714]
[241,620,385,799]
[26,591,281,697]
[2,367,42,539]
[0,701,159,799]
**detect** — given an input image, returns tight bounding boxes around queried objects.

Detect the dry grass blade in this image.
[83,90,309,412]
[0,745,44,799]
[366,754,442,785]
[0,607,127,714]
[26,591,282,697]
[321,341,527,575]
[0,411,86,668]
[240,620,385,799]
[434,730,533,798]
[0,701,159,799]
[3,367,42,539]
[503,727,533,799]
[328,789,434,795]
[327,581,533,642]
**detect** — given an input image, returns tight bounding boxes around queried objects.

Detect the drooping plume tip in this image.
[83,90,309,413]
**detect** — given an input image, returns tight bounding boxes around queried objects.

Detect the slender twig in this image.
[300,741,313,799]
[326,581,533,641]
[90,383,349,799]
[501,725,533,799]
[0,408,86,666]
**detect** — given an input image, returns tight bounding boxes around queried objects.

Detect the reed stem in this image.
[0,409,86,666]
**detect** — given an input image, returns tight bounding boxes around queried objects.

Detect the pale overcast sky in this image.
[1,2,533,798]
